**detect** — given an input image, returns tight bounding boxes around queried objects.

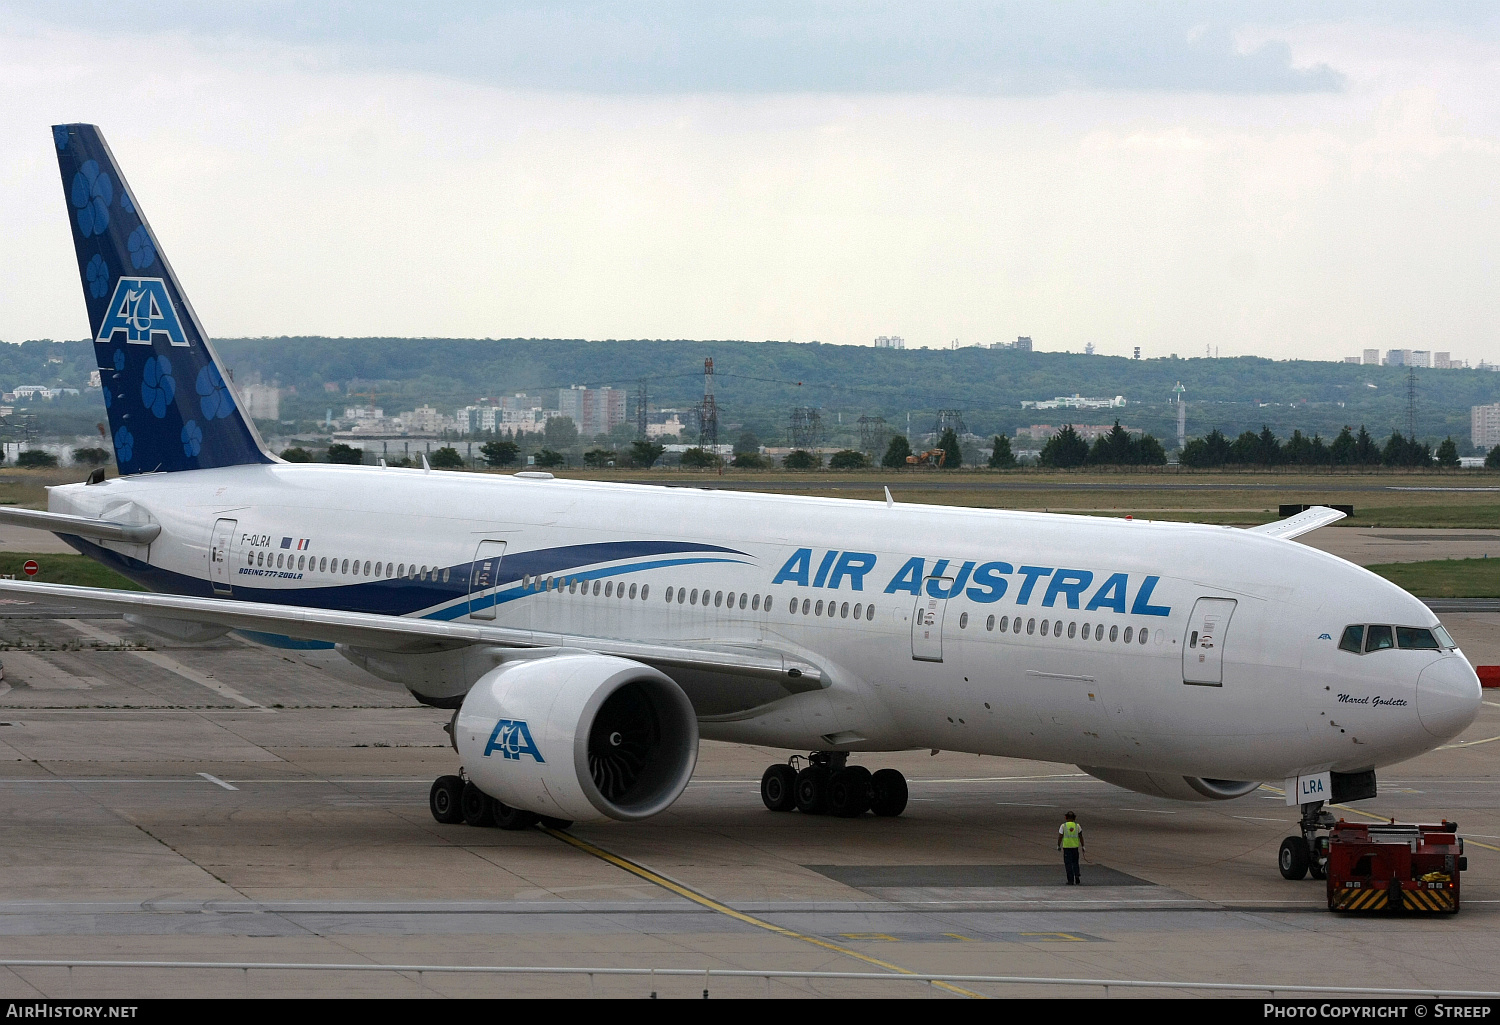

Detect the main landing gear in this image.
[1279,800,1335,881]
[760,752,908,818]
[428,772,572,832]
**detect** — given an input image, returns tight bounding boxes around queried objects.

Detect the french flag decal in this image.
[297,538,310,550]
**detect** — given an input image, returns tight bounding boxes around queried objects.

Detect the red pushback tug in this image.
[1326,819,1467,913]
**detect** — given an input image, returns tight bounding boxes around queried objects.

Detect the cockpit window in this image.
[1365,625,1394,652]
[1434,625,1455,649]
[1338,625,1364,654]
[1396,627,1441,650]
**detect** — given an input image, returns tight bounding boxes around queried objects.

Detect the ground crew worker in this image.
[1058,811,1084,885]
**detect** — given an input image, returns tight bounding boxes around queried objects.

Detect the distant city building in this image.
[1409,350,1433,369]
[11,385,47,399]
[1021,394,1127,411]
[1363,349,1380,365]
[873,335,905,349]
[1384,349,1405,367]
[1015,336,1033,352]
[646,414,688,440]
[87,370,101,388]
[1084,342,1096,356]
[240,383,280,420]
[1016,424,1138,443]
[1343,356,1361,364]
[558,385,626,438]
[1473,403,1500,450]
[1434,352,1452,369]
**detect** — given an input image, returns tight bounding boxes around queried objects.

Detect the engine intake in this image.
[1080,765,1261,802]
[456,653,698,822]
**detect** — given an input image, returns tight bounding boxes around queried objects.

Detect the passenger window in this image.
[864,603,873,620]
[397,563,404,577]
[319,557,327,572]
[690,589,699,605]
[1080,621,1089,638]
[1365,625,1394,652]
[593,580,601,596]
[1140,628,1149,645]
[364,560,372,575]
[1095,624,1104,640]
[715,591,724,607]
[1027,618,1036,635]
[341,559,349,574]
[630,583,638,599]
[986,615,995,631]
[764,596,772,612]
[841,602,849,619]
[999,616,1009,633]
[1338,625,1364,653]
[1397,627,1440,650]
[1067,622,1076,638]
[815,600,824,616]
[1124,626,1134,643]
[604,581,613,597]
[1109,625,1118,642]
[1041,620,1050,636]
[677,588,685,604]
[802,598,811,614]
[959,612,969,629]
[665,586,674,602]
[752,593,761,611]
[443,568,449,583]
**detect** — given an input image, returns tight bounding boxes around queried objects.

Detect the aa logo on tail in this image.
[98,277,187,346]
[484,718,545,762]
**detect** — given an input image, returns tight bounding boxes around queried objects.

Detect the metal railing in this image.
[2,960,1497,999]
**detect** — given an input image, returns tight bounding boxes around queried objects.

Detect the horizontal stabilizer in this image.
[0,580,824,694]
[0,506,160,544]
[1245,505,1346,541]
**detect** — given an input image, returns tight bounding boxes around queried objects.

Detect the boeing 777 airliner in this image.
[6,124,1480,880]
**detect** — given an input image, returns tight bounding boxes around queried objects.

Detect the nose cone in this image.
[1417,656,1482,740]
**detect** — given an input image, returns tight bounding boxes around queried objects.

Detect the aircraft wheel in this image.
[493,801,539,831]
[429,775,464,824]
[795,766,829,814]
[870,768,909,817]
[539,816,574,831]
[1309,861,1327,881]
[461,781,494,827]
[1278,836,1310,880]
[827,767,872,818]
[761,764,798,812]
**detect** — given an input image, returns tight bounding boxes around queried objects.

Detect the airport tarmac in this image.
[0,602,1496,999]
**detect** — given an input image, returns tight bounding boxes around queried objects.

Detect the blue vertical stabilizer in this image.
[53,124,273,474]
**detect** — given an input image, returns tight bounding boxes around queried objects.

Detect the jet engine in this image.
[1079,766,1262,802]
[455,653,699,822]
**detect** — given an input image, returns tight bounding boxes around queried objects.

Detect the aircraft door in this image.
[209,518,236,596]
[911,577,952,662]
[468,540,508,620]
[1183,597,1236,686]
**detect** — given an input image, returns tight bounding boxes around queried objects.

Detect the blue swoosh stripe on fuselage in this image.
[60,535,751,627]
[431,555,751,621]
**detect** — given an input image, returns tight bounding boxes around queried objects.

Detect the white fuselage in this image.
[46,463,1479,782]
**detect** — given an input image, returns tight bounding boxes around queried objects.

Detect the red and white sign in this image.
[22,561,38,577]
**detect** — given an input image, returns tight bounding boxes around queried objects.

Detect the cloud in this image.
[5,0,1347,95]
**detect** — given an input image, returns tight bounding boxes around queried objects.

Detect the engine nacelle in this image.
[455,653,699,822]
[1079,765,1261,802]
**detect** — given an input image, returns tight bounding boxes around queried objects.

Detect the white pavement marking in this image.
[130,651,265,709]
[60,619,125,645]
[1440,734,1500,750]
[197,772,238,791]
[59,618,266,708]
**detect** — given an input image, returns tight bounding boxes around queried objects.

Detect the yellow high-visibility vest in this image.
[1060,822,1082,848]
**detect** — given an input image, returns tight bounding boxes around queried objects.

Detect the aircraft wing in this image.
[0,507,160,544]
[0,580,824,693]
[1245,505,1346,540]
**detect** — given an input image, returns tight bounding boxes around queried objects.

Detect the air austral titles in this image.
[10,124,1481,879]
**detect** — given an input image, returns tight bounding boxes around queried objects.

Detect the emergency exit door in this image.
[209,518,236,596]
[468,540,507,620]
[911,577,952,662]
[1183,597,1236,686]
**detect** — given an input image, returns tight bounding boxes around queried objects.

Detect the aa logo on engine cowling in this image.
[484,718,544,762]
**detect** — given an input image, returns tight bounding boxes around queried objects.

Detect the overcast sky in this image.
[2,2,1498,362]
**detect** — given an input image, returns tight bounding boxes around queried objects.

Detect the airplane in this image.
[6,124,1480,881]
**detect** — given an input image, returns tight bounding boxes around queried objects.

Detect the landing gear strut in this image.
[1279,800,1335,880]
[760,752,908,818]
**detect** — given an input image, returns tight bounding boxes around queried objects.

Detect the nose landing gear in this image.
[760,752,908,818]
[1279,800,1335,880]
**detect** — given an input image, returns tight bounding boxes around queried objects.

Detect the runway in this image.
[0,605,1498,998]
